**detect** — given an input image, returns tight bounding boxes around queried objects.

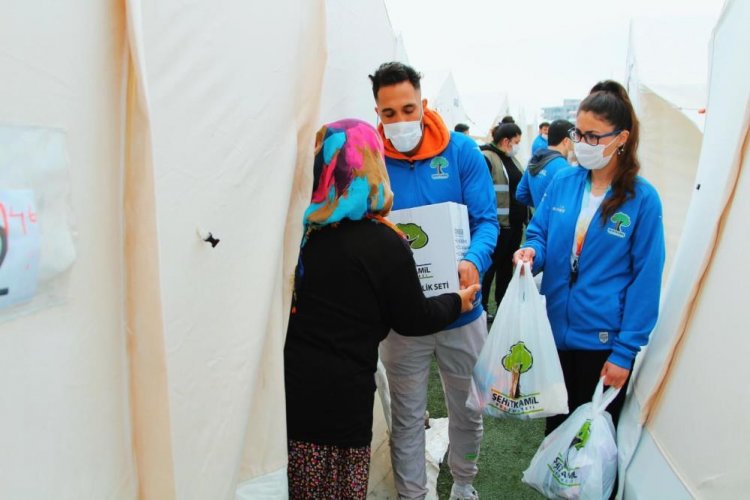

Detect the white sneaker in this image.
[449,483,479,500]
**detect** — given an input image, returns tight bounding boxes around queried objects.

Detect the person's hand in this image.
[513,247,536,272]
[458,260,479,289]
[601,361,630,389]
[457,284,481,313]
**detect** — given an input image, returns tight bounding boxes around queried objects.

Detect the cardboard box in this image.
[387,202,471,297]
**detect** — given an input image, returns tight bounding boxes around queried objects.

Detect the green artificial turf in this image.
[427,290,546,499]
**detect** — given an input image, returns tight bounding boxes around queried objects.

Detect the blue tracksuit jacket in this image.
[531,134,548,155]
[524,167,665,368]
[386,132,499,329]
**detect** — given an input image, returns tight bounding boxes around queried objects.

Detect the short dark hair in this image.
[493,123,522,144]
[454,123,470,133]
[547,119,574,146]
[539,122,550,130]
[369,62,421,100]
[500,115,515,124]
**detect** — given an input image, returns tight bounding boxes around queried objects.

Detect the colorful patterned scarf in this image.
[302,118,401,242]
[293,119,403,313]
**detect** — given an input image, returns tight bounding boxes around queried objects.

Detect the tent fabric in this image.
[627,17,713,130]
[619,1,750,497]
[125,1,326,498]
[1,0,327,498]
[319,0,401,125]
[0,1,136,497]
[626,16,714,277]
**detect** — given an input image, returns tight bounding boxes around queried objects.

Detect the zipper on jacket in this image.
[569,260,578,287]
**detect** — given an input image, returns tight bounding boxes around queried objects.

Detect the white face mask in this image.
[383,115,423,153]
[507,143,520,157]
[574,140,619,170]
[541,133,548,141]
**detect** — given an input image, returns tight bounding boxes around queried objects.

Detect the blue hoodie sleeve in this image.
[523,177,555,272]
[609,186,666,369]
[516,169,533,207]
[459,139,499,274]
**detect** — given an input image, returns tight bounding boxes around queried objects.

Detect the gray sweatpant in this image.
[380,315,487,499]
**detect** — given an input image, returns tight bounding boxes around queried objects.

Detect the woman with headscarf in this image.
[284,119,480,499]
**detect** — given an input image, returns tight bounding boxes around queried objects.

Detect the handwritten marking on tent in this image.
[0,190,41,308]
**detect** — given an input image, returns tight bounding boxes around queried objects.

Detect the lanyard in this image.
[570,180,608,285]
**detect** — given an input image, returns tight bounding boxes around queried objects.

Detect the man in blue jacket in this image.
[369,62,498,500]
[531,122,549,154]
[517,119,575,208]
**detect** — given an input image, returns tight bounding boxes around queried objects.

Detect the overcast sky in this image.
[383,0,724,128]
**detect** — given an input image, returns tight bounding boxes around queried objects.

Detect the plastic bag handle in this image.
[513,261,534,300]
[591,377,621,415]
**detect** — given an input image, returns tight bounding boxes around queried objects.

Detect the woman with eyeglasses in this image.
[513,80,665,435]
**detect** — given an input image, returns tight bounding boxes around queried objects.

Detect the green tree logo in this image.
[396,223,429,249]
[502,342,533,398]
[430,157,449,178]
[565,418,593,465]
[611,212,631,232]
[570,419,592,451]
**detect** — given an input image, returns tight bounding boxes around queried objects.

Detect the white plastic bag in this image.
[522,378,619,499]
[470,262,567,419]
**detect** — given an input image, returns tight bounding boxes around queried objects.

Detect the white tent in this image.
[1,1,327,498]
[625,16,715,276]
[619,1,750,497]
[463,91,510,142]
[421,70,472,131]
[320,0,403,125]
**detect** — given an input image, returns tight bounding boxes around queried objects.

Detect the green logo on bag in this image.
[570,419,592,451]
[489,342,543,416]
[397,223,429,249]
[607,212,631,238]
[546,418,594,488]
[502,341,534,399]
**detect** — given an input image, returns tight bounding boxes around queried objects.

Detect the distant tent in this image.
[625,16,715,276]
[420,70,472,131]
[463,91,510,142]
[618,1,750,497]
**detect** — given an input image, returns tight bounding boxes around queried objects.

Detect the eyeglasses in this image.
[568,128,622,146]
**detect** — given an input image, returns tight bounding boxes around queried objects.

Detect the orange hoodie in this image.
[378,108,451,161]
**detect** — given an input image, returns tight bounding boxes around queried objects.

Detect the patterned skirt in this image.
[287,439,371,499]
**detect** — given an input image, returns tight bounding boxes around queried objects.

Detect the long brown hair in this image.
[578,80,640,221]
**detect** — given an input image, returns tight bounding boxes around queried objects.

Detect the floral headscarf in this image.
[302,118,400,242]
[293,119,402,313]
